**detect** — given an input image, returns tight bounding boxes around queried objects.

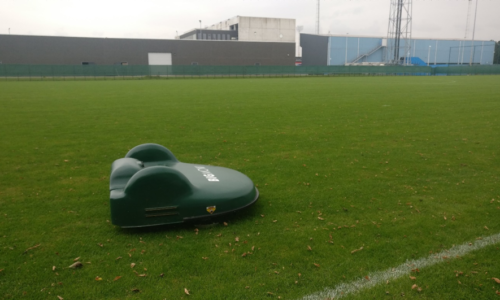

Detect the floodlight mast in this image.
[386,0,413,65]
[469,0,479,66]
[316,0,320,35]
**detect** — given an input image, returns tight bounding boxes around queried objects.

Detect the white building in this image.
[180,16,296,43]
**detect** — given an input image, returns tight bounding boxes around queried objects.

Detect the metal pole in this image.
[316,0,320,35]
[357,38,360,58]
[427,46,431,66]
[413,40,416,58]
[434,40,438,65]
[199,20,202,40]
[469,0,479,65]
[458,41,462,65]
[345,34,348,65]
[480,41,484,64]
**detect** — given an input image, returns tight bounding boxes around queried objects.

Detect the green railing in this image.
[0,64,499,80]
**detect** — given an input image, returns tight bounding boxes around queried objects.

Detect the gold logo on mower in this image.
[206,206,216,214]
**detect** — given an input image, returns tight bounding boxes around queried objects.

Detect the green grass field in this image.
[1,76,499,299]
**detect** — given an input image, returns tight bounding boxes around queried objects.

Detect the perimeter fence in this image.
[1,64,500,80]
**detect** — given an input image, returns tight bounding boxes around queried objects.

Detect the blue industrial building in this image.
[300,33,496,66]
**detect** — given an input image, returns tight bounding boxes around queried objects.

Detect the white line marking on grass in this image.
[300,232,500,300]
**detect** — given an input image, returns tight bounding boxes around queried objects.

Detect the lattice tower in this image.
[386,0,413,65]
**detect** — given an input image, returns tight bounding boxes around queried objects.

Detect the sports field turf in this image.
[0,76,499,299]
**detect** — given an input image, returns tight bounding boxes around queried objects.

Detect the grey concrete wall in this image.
[300,34,329,66]
[238,17,295,43]
[0,34,295,66]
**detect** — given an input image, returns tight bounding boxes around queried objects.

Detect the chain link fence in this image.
[0,64,499,80]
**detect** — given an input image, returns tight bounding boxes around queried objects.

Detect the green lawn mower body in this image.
[109,144,259,228]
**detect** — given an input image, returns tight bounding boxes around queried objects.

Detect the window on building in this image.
[217,34,221,40]
[82,62,95,65]
[203,33,206,39]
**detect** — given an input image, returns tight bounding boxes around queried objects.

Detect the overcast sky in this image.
[1,0,499,42]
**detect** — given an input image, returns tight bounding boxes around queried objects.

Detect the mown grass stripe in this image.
[301,233,500,300]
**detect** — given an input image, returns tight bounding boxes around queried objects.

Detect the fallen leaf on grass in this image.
[223,222,228,226]
[73,257,80,261]
[133,271,147,277]
[68,262,82,269]
[23,244,41,254]
[493,278,500,284]
[131,288,140,293]
[484,226,489,230]
[235,237,240,242]
[411,284,418,290]
[116,257,122,260]
[314,263,320,268]
[496,290,500,295]
[242,252,247,257]
[113,276,121,281]
[458,280,461,284]
[202,257,208,260]
[307,245,312,251]
[273,220,278,223]
[57,296,64,300]
[52,266,56,271]
[97,243,103,247]
[364,276,370,281]
[351,247,363,254]
[184,288,190,295]
[95,276,103,281]
[409,276,416,280]
[130,263,136,268]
